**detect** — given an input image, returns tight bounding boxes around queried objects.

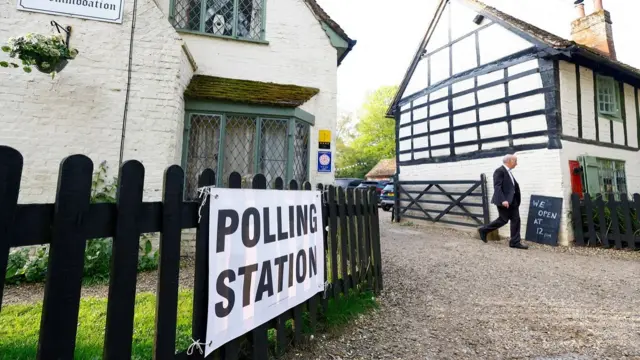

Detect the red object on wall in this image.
[569,160,584,199]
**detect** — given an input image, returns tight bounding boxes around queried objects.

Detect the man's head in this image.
[502,154,518,169]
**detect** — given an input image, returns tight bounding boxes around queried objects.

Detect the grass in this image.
[0,288,378,360]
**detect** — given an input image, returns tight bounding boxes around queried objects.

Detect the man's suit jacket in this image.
[491,166,521,208]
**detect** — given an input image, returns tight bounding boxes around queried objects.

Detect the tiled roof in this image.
[185,75,320,107]
[304,0,353,44]
[463,0,640,77]
[366,158,396,178]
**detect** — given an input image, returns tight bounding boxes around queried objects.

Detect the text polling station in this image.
[205,187,325,355]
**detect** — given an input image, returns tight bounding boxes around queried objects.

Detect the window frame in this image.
[596,73,623,121]
[169,0,268,44]
[579,155,627,200]
[182,101,313,194]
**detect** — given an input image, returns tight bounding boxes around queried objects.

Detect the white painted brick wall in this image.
[0,0,192,203]
[1,0,339,200]
[161,0,339,185]
[398,149,567,244]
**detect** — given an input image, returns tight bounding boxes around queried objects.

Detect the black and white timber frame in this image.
[388,0,640,171]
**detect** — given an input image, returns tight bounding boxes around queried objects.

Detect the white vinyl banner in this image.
[205,188,325,356]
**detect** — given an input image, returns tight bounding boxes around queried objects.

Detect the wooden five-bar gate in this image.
[393,175,490,228]
[0,145,383,359]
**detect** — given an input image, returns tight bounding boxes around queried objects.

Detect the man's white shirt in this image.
[503,164,515,184]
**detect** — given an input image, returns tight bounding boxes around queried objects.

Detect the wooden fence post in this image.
[570,194,585,246]
[337,187,350,296]
[104,160,145,359]
[38,154,93,359]
[621,196,635,250]
[480,174,490,225]
[0,146,23,311]
[153,165,184,360]
[369,190,383,293]
[584,195,596,246]
[191,168,215,359]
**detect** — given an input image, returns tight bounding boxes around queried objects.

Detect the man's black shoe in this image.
[477,228,488,243]
[509,243,528,249]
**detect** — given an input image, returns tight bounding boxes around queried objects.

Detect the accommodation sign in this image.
[205,188,325,355]
[524,195,563,246]
[17,0,124,24]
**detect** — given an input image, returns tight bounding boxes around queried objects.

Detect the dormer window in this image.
[171,0,266,42]
[596,74,622,120]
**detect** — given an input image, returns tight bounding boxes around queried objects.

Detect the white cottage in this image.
[0,0,354,202]
[387,0,639,246]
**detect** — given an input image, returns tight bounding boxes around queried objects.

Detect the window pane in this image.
[259,119,288,188]
[185,114,222,199]
[237,0,263,40]
[223,116,257,187]
[293,122,309,185]
[173,0,202,31]
[204,0,234,36]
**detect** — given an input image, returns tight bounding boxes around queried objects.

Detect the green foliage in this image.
[336,85,398,179]
[0,290,194,359]
[0,288,378,359]
[5,161,159,285]
[1,32,78,79]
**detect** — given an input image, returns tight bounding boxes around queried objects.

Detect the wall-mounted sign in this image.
[318,129,331,150]
[317,150,332,173]
[17,0,124,24]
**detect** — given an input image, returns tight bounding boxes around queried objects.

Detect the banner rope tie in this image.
[197,186,216,223]
[186,338,211,355]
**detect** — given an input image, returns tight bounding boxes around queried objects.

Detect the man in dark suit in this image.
[478,154,528,249]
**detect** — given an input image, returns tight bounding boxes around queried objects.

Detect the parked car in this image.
[355,180,379,192]
[379,183,395,211]
[335,178,362,189]
[375,180,392,195]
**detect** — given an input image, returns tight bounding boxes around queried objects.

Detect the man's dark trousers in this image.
[481,204,521,247]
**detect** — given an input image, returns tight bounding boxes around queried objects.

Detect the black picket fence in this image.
[0,145,383,359]
[570,193,640,250]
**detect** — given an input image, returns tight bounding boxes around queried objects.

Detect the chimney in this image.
[571,0,617,60]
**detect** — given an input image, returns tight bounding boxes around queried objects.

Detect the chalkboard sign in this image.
[525,195,563,246]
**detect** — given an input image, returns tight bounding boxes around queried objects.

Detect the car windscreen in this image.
[383,184,394,191]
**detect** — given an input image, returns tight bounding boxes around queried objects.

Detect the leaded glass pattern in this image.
[259,119,288,188]
[172,0,264,41]
[222,116,257,187]
[293,121,309,185]
[597,158,627,199]
[185,114,221,200]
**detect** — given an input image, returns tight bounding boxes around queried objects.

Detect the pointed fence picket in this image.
[0,145,383,359]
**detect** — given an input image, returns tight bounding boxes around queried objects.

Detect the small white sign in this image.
[17,0,124,24]
[205,188,325,356]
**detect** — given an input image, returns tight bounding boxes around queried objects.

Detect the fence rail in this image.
[0,145,383,359]
[571,192,640,250]
[393,175,490,228]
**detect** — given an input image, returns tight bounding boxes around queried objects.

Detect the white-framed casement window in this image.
[596,74,622,121]
[578,156,627,200]
[170,0,266,42]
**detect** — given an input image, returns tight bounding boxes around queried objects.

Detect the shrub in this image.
[5,161,160,285]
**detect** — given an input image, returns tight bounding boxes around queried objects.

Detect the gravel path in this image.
[283,216,640,360]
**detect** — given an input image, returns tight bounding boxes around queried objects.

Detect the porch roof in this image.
[185,75,320,108]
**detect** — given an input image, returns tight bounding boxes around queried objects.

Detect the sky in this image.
[315,0,640,119]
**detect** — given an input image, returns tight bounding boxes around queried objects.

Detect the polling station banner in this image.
[205,188,325,355]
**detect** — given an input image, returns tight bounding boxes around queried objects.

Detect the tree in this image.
[350,85,398,160]
[335,85,398,179]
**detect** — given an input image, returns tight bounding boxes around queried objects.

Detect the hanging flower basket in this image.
[0,32,78,79]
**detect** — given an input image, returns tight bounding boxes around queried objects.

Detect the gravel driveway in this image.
[284,216,640,360]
